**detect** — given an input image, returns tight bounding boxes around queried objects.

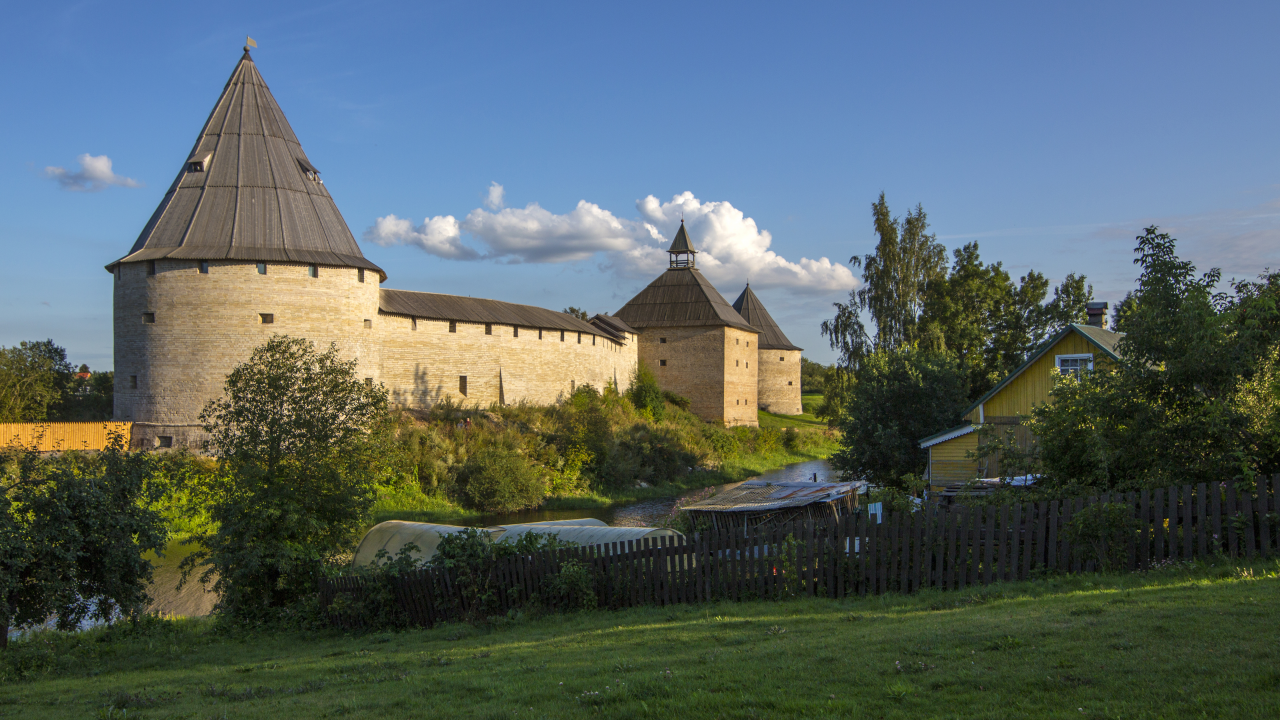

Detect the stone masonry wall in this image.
[723,327,760,427]
[638,326,759,427]
[757,348,802,415]
[377,314,636,409]
[114,259,381,447]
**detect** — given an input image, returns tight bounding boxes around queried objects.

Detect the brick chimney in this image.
[1085,301,1108,328]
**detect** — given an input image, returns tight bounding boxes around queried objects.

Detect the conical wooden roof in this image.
[614,267,756,332]
[732,285,801,350]
[668,221,696,254]
[107,48,384,279]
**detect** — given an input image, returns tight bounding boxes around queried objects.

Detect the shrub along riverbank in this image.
[3,558,1275,719]
[369,385,837,526]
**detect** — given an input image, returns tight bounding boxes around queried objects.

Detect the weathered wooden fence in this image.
[322,477,1280,629]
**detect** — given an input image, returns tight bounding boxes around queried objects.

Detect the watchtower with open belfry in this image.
[732,284,803,415]
[614,222,759,427]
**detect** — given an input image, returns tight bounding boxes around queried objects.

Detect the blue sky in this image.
[4,1,1279,369]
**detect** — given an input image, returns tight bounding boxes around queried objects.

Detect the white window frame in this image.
[1055,353,1094,376]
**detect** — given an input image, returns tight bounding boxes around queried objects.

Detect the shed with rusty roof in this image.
[683,479,862,533]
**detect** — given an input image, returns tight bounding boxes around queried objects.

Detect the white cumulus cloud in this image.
[363,214,478,260]
[633,192,857,295]
[462,200,644,263]
[362,187,856,296]
[484,181,505,210]
[44,154,140,192]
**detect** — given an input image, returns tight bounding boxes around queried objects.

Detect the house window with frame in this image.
[1056,353,1094,376]
[449,321,457,333]
[459,376,467,396]
[257,262,267,275]
[199,261,209,274]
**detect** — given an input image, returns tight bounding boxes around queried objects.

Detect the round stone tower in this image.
[107,46,386,449]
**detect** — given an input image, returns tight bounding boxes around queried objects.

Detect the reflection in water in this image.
[477,459,834,528]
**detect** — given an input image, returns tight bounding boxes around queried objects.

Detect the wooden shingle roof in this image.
[613,267,757,332]
[380,289,609,337]
[731,285,801,351]
[106,48,385,279]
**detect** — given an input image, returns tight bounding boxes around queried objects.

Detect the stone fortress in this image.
[108,47,802,448]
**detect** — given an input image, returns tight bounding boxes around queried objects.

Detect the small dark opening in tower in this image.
[459,376,468,396]
[142,313,155,324]
[147,260,156,276]
[130,375,138,389]
[257,262,267,275]
[449,321,457,333]
[199,261,209,274]
[309,265,318,278]
[513,326,519,338]
[157,436,173,448]
[538,329,543,340]
[364,319,372,329]
[411,318,418,331]
[660,359,667,367]
[358,269,366,283]
[260,313,274,324]
[485,324,492,335]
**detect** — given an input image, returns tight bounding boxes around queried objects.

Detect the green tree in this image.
[918,244,1093,400]
[799,357,827,393]
[830,347,967,486]
[0,438,169,647]
[182,335,395,620]
[0,340,74,422]
[821,194,948,371]
[1029,227,1280,488]
[563,307,590,321]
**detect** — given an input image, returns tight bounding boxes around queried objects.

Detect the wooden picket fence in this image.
[321,476,1280,629]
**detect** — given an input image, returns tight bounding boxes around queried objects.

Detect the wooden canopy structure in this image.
[683,479,862,534]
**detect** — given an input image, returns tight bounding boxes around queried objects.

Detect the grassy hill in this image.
[5,558,1277,718]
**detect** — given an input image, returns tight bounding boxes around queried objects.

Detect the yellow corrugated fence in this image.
[0,422,133,452]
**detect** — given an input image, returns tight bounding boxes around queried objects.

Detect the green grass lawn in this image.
[8,558,1278,719]
[756,407,826,431]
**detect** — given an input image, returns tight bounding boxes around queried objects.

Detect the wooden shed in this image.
[682,479,862,534]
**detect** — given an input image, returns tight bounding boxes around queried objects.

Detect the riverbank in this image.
[8,558,1276,718]
[371,410,839,527]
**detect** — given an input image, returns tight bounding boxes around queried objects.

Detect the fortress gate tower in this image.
[614,222,760,427]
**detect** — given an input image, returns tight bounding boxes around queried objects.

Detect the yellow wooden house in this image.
[919,321,1124,486]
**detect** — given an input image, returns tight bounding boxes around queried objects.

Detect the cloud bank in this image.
[364,189,855,296]
[44,154,140,192]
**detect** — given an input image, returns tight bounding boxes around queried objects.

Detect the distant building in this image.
[107,47,803,447]
[919,306,1121,487]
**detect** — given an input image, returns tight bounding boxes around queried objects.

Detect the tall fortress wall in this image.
[110,48,804,446]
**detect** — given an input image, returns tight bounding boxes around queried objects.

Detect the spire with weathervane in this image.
[667,219,696,269]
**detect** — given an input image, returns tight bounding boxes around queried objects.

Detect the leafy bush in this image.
[0,439,171,642]
[456,446,547,512]
[627,363,665,421]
